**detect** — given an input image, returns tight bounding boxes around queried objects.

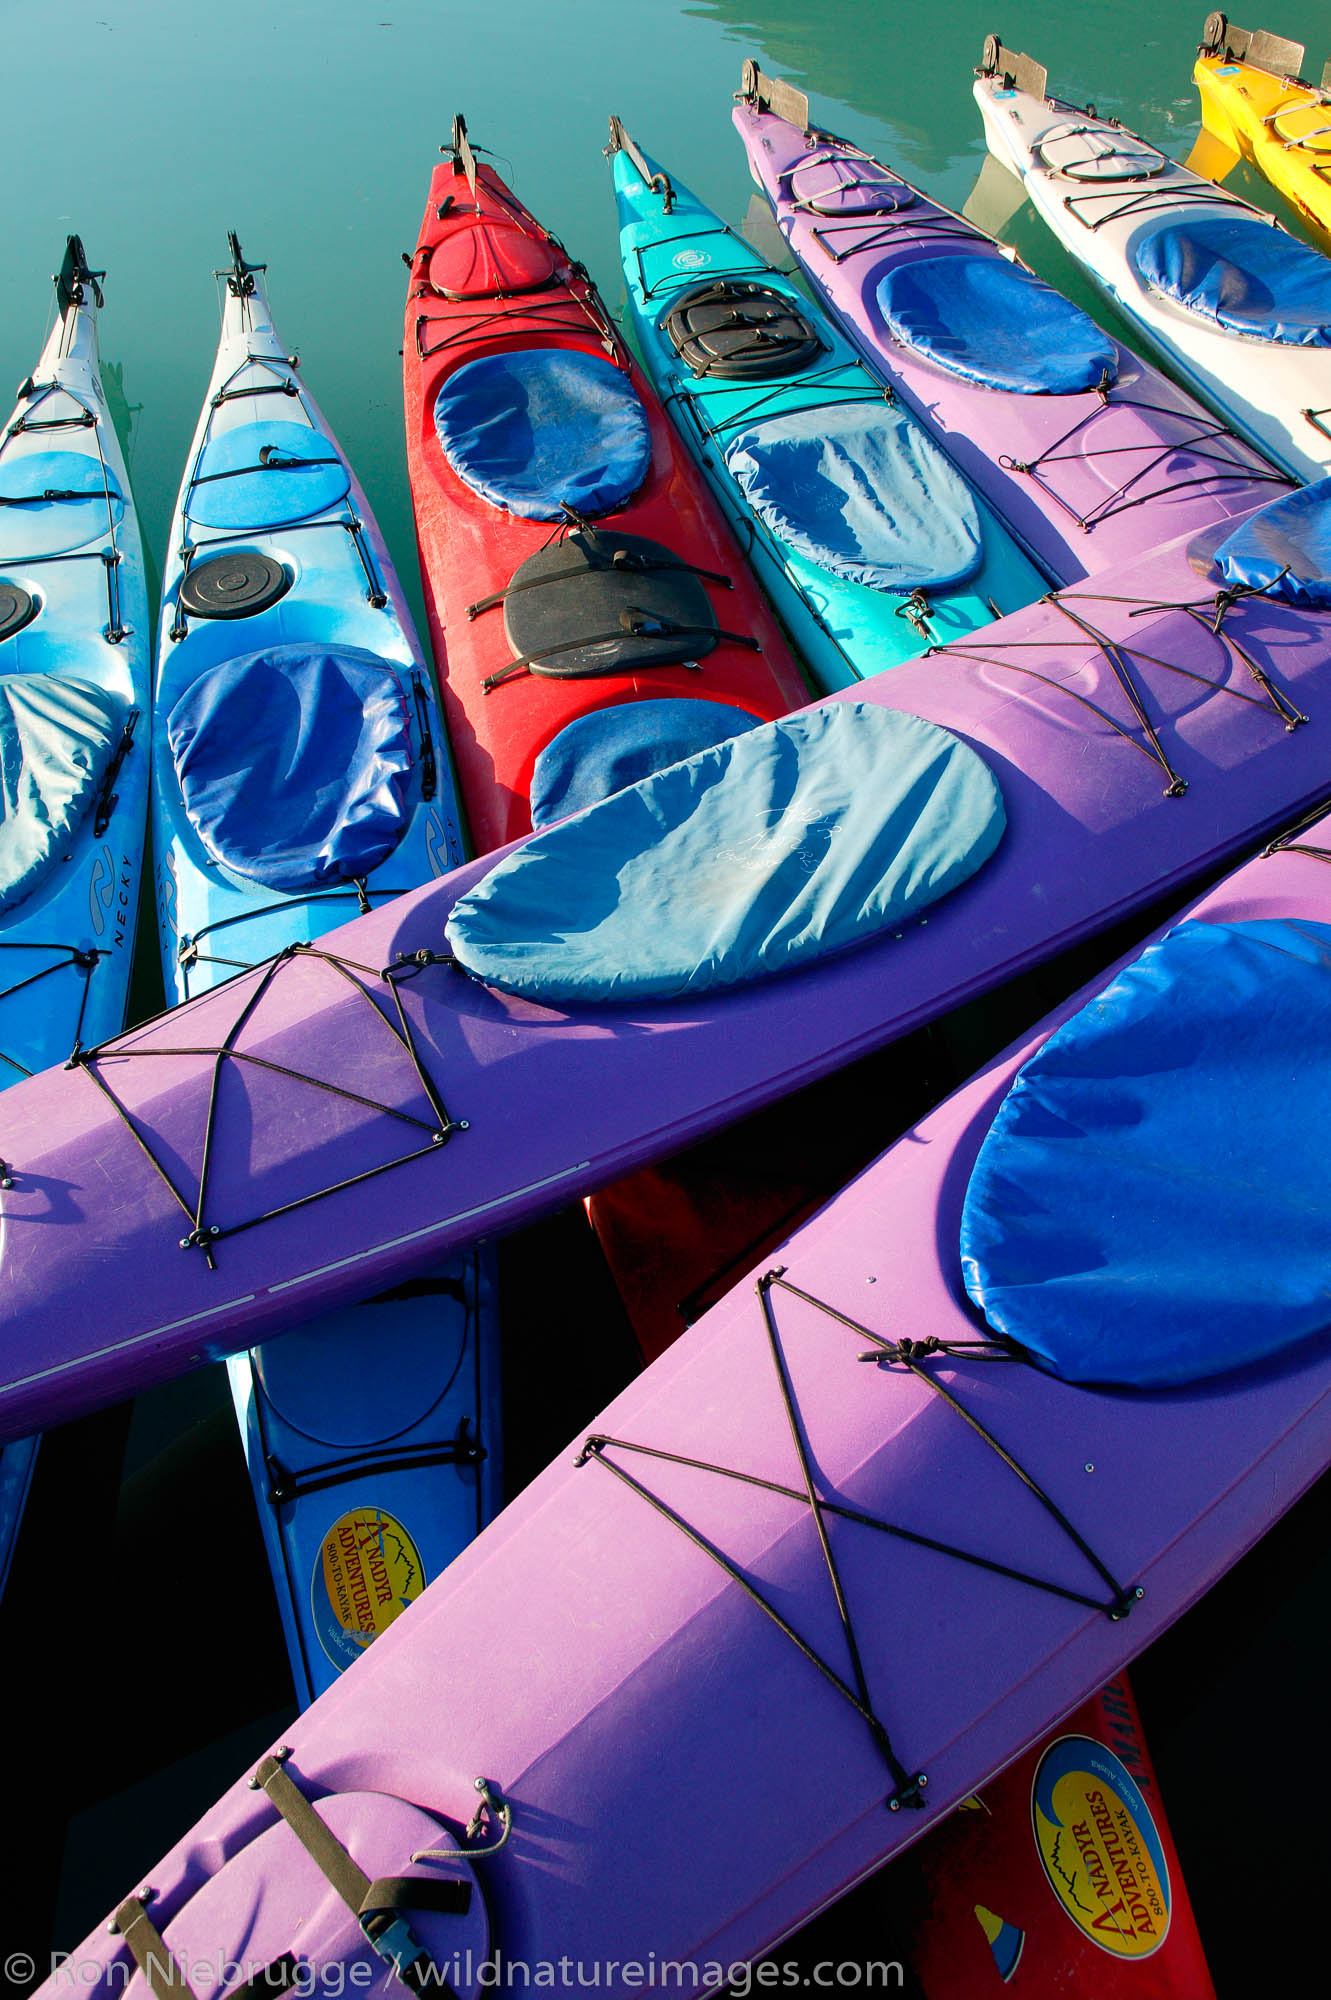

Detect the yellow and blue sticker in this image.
[1031,1735,1171,1958]
[312,1507,426,1674]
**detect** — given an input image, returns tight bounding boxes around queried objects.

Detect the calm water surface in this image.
[4,0,1328,666]
[5,0,1330,1990]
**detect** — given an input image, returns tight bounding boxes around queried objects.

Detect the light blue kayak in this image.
[0,239,151,1595]
[608,122,1046,691]
[154,237,500,1703]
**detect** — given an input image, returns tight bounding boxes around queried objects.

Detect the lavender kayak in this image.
[733,63,1286,585]
[40,802,1331,1999]
[2,502,1330,1437]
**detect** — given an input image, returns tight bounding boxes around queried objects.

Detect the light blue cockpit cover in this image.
[0,449,124,560]
[1212,476,1331,608]
[530,698,763,827]
[433,348,652,521]
[447,701,1004,1002]
[1135,215,1331,345]
[167,645,414,892]
[188,421,351,531]
[0,675,123,913]
[723,404,984,592]
[875,255,1118,394]
[960,918,1331,1388]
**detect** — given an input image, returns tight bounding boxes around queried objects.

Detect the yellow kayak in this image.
[1192,14,1331,249]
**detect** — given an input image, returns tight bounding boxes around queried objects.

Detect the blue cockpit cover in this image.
[0,449,124,560]
[723,404,984,592]
[0,675,124,913]
[875,255,1118,394]
[447,701,1004,1001]
[188,421,351,531]
[167,645,414,891]
[530,698,763,827]
[960,918,1331,1388]
[1212,476,1331,608]
[433,348,652,521]
[1135,215,1331,345]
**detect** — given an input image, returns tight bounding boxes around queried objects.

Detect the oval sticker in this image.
[312,1507,426,1674]
[1031,1735,1171,1958]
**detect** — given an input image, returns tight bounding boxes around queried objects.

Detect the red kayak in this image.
[884,1675,1215,1995]
[403,122,809,855]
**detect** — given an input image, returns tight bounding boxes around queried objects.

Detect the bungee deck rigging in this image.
[993,386,1287,535]
[577,1264,1141,1815]
[612,122,1043,689]
[68,940,466,1271]
[737,61,1287,585]
[973,35,1331,483]
[932,574,1311,796]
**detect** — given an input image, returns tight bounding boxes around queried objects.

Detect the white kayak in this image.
[973,34,1331,485]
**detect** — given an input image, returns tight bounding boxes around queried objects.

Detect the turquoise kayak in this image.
[608,122,1046,691]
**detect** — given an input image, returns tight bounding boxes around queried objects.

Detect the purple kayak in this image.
[734,63,1286,586]
[39,802,1331,1998]
[3,487,1331,1437]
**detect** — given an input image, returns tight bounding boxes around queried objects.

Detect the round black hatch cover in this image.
[502,529,719,678]
[663,279,824,380]
[0,582,38,644]
[179,551,291,620]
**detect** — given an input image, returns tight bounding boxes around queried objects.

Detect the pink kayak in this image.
[1,488,1329,1435]
[38,796,1331,1999]
[734,62,1286,586]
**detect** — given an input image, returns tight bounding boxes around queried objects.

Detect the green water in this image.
[7,1,1331,1987]
[5,0,1328,660]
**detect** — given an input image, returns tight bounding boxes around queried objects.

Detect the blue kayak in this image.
[155,238,500,1702]
[0,240,151,1595]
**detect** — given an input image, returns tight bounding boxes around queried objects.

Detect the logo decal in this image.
[672,248,712,270]
[424,807,459,879]
[88,843,115,937]
[1032,1735,1171,1958]
[312,1507,427,1674]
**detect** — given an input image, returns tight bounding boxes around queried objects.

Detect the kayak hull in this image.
[611,134,1046,691]
[1195,43,1331,253]
[4,515,1331,1432]
[734,87,1287,585]
[403,156,810,855]
[152,248,498,1705]
[0,247,151,1594]
[38,811,1331,1997]
[974,48,1331,485]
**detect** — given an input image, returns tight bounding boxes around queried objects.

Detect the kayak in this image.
[889,1677,1216,1993]
[733,63,1287,587]
[5,476,1331,1432]
[974,35,1331,485]
[609,120,1047,692]
[40,796,1331,1998]
[585,975,1214,1989]
[225,1243,500,1705]
[154,236,499,1705]
[1193,15,1331,252]
[404,121,810,855]
[155,234,462,999]
[0,238,151,1593]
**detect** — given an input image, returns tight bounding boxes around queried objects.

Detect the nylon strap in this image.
[483,618,757,690]
[253,1754,470,1991]
[110,1897,299,2000]
[255,1755,373,1909]
[111,1900,193,2000]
